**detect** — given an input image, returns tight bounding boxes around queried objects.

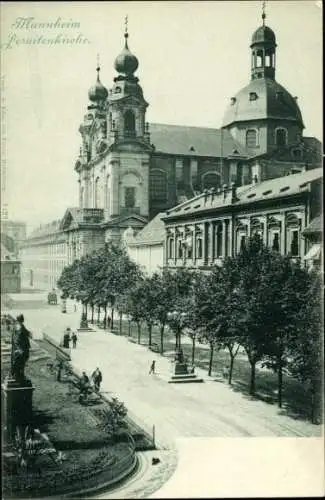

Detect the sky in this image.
[1,1,322,233]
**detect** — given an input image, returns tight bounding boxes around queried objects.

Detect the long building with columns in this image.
[162,168,322,271]
[20,13,322,288]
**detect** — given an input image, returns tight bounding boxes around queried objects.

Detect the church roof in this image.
[149,123,247,158]
[130,212,166,246]
[164,167,323,219]
[222,78,304,128]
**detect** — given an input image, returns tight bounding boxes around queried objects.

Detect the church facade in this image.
[20,14,322,289]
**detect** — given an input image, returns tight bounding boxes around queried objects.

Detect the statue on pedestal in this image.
[10,314,31,383]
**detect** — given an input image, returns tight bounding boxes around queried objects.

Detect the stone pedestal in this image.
[2,377,34,443]
[174,362,189,375]
[169,362,204,384]
[77,315,93,332]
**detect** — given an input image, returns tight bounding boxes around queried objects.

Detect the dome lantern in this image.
[250,2,277,81]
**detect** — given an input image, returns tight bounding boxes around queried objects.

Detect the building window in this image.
[271,231,280,252]
[168,238,174,259]
[290,230,299,257]
[246,129,257,148]
[124,187,136,208]
[237,232,246,254]
[275,128,287,147]
[256,50,263,67]
[216,224,223,258]
[150,169,168,202]
[292,148,303,161]
[202,172,221,191]
[124,110,136,137]
[249,92,258,101]
[196,238,203,259]
[177,239,183,259]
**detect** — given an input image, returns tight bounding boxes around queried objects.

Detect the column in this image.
[209,222,214,264]
[193,226,197,262]
[173,227,177,263]
[280,214,286,255]
[222,219,227,257]
[203,223,208,265]
[229,216,234,257]
[262,218,267,246]
[247,217,251,239]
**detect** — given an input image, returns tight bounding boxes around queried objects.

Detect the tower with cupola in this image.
[104,18,153,238]
[222,4,306,182]
[74,19,153,243]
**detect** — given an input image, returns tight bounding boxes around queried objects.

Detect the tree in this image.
[227,235,281,395]
[260,257,312,407]
[92,242,143,329]
[288,270,323,422]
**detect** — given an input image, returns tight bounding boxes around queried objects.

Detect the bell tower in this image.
[250,3,277,81]
[104,17,153,234]
[107,17,150,145]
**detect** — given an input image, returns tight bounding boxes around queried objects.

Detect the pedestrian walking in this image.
[63,327,71,348]
[222,366,230,380]
[71,331,78,348]
[149,360,156,375]
[91,367,102,393]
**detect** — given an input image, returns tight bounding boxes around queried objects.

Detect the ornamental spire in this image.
[96,53,101,82]
[124,14,129,48]
[262,0,266,26]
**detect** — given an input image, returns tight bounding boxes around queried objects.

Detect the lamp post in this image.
[167,310,188,374]
[78,291,88,329]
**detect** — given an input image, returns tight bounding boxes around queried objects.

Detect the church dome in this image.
[114,35,139,76]
[88,67,108,102]
[222,78,304,128]
[251,25,276,46]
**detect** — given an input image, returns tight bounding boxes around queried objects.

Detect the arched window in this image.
[202,172,221,191]
[256,50,263,67]
[246,129,257,148]
[124,110,136,137]
[150,169,168,202]
[275,128,287,147]
[121,172,139,209]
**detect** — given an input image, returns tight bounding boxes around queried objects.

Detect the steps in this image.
[168,373,204,383]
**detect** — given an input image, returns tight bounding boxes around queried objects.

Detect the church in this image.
[20,11,322,289]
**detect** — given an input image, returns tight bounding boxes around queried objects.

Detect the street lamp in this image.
[78,291,88,329]
[167,310,188,374]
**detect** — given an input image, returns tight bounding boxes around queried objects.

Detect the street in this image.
[3,293,323,498]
